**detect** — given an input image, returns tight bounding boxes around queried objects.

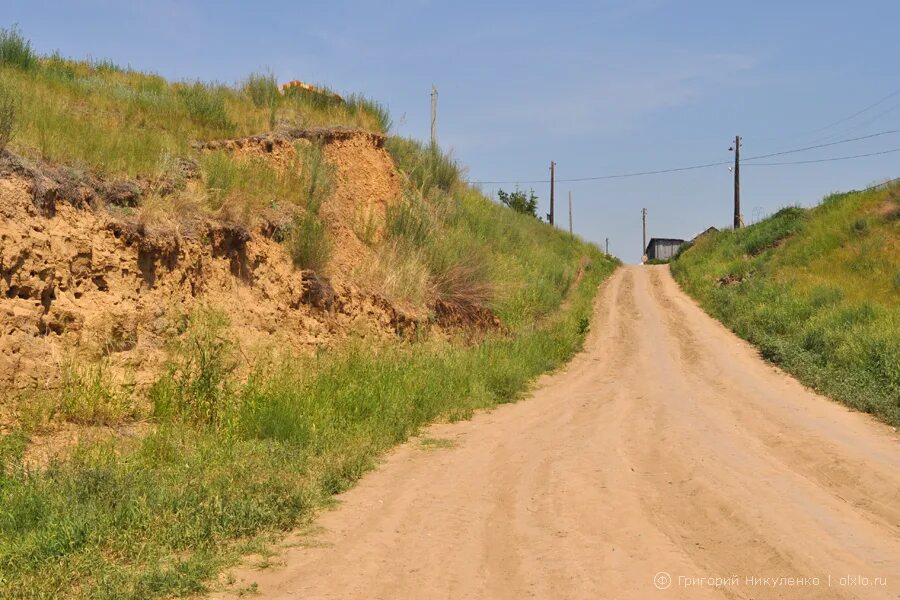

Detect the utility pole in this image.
[605,237,609,255]
[568,191,573,234]
[731,135,741,228]
[430,85,438,147]
[549,161,556,226]
[642,207,648,259]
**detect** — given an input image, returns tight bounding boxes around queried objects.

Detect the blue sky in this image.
[6,0,900,262]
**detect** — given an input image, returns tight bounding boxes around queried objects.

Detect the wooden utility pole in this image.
[642,207,648,258]
[568,191,573,234]
[430,85,438,147]
[549,161,556,226]
[732,135,741,228]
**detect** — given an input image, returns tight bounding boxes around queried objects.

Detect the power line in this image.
[800,86,900,136]
[469,129,900,185]
[470,158,732,185]
[744,146,900,166]
[742,130,899,162]
[812,99,900,144]
[752,84,900,146]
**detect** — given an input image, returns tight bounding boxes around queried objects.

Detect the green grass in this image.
[672,183,900,426]
[0,248,614,599]
[0,27,389,178]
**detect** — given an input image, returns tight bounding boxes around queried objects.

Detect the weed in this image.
[419,437,456,449]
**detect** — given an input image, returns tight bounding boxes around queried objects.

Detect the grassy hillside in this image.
[0,28,617,598]
[672,182,900,426]
[0,27,389,178]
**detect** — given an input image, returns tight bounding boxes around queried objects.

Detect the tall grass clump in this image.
[177,82,235,133]
[243,72,280,108]
[0,84,15,152]
[151,309,237,427]
[345,94,392,133]
[287,212,331,271]
[58,362,137,425]
[200,141,333,223]
[386,136,460,197]
[0,25,36,70]
[672,184,900,426]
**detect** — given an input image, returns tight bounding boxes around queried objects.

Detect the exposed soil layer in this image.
[0,138,417,392]
[215,266,900,600]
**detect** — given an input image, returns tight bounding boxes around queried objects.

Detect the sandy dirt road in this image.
[217,266,900,599]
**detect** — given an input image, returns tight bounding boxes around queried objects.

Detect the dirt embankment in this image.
[0,129,421,392]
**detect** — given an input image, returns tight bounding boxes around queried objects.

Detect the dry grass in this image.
[354,241,434,310]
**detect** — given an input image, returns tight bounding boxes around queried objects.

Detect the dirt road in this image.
[218,266,900,599]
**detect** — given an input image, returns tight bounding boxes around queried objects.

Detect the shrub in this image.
[497,188,539,218]
[0,26,36,70]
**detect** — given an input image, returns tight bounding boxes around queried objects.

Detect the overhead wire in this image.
[468,130,900,185]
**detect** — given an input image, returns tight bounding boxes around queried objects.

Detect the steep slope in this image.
[0,131,412,392]
[672,182,900,425]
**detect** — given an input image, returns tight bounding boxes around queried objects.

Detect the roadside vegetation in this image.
[0,28,617,598]
[672,182,900,426]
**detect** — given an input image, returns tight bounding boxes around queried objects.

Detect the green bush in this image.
[497,188,539,218]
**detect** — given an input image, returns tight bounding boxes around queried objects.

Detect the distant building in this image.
[691,226,719,242]
[644,238,686,261]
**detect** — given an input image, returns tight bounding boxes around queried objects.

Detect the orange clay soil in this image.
[0,130,420,397]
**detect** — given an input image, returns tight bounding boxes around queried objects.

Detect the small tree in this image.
[498,188,539,218]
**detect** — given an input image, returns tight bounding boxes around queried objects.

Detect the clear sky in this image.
[6,0,900,262]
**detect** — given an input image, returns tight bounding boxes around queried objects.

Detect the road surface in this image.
[217,266,900,599]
